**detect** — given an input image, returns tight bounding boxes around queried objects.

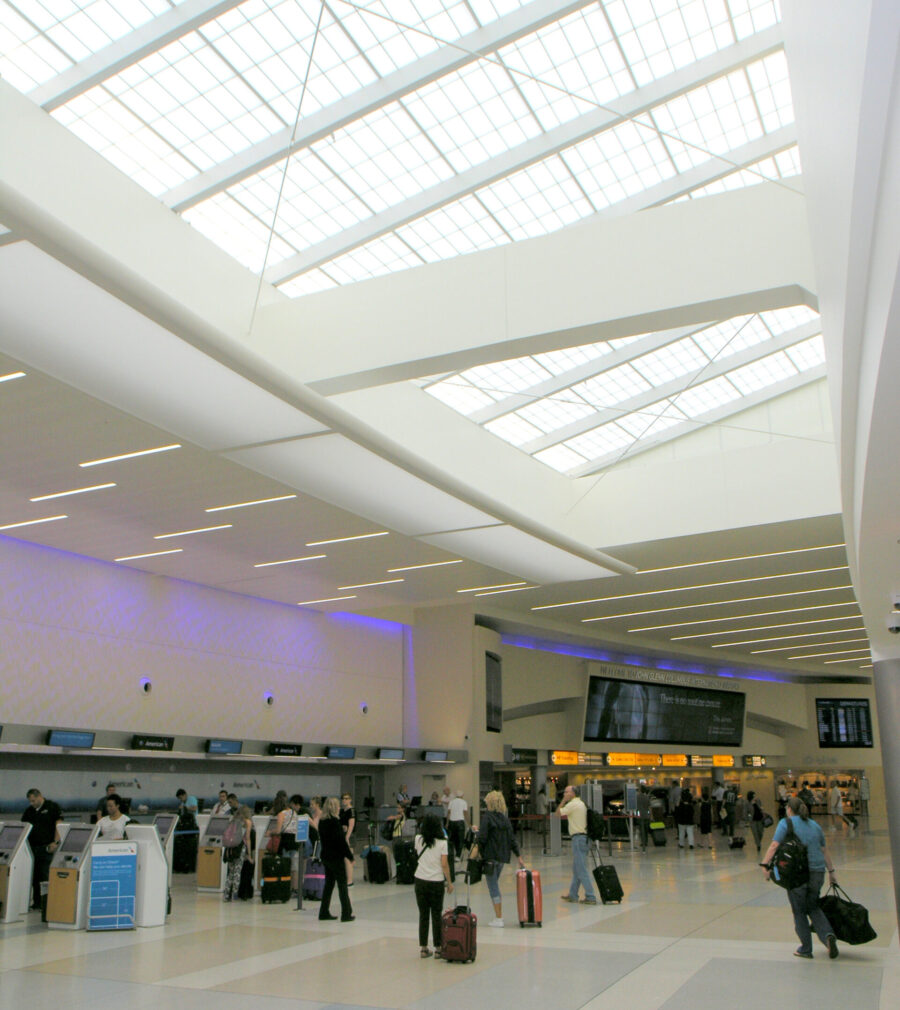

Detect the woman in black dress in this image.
[318,796,354,922]
[340,793,356,886]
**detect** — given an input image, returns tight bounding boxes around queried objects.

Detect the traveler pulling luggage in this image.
[516,867,542,927]
[440,864,477,962]
[261,854,291,903]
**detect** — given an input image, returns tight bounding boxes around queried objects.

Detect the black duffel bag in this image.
[819,883,877,945]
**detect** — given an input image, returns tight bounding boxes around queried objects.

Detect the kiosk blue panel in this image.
[88,841,137,930]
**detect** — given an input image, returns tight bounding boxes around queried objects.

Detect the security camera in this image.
[892,593,900,611]
[139,678,152,694]
[888,617,900,635]
[264,691,274,706]
[360,703,369,715]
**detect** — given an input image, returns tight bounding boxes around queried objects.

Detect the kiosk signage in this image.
[88,840,137,930]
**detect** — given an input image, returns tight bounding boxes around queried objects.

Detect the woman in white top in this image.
[96,793,130,839]
[413,814,453,958]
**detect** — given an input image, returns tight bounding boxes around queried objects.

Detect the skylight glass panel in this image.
[319,233,424,284]
[0,3,73,91]
[728,0,781,40]
[532,343,615,375]
[760,305,819,334]
[690,315,765,359]
[616,400,687,438]
[52,86,198,195]
[726,349,797,393]
[533,443,587,473]
[200,1,378,120]
[313,103,454,213]
[395,195,510,261]
[182,192,298,273]
[606,0,737,88]
[222,149,373,254]
[773,145,801,177]
[403,59,540,173]
[426,377,499,414]
[573,363,652,408]
[784,335,825,371]
[96,32,286,173]
[745,50,793,131]
[333,0,479,77]
[484,413,543,446]
[630,336,709,386]
[674,374,742,416]
[564,120,677,208]
[564,422,633,459]
[277,268,339,297]
[498,4,633,131]
[477,156,595,240]
[462,357,553,398]
[516,395,596,434]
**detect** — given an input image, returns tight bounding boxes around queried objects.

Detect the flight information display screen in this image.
[816,698,874,748]
[584,675,745,746]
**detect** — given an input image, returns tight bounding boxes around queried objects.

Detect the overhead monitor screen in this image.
[816,698,874,748]
[60,827,94,853]
[584,675,745,747]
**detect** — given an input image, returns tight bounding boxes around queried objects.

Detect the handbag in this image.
[466,856,484,885]
[819,883,877,945]
[266,832,281,854]
[762,813,774,828]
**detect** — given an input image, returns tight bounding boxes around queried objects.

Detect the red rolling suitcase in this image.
[516,868,542,927]
[440,871,476,962]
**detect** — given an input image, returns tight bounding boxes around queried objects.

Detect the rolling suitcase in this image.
[649,821,667,846]
[592,848,623,904]
[729,835,746,849]
[261,854,291,903]
[394,839,417,884]
[365,847,390,883]
[440,871,477,962]
[516,868,542,927]
[302,845,326,901]
[237,857,254,901]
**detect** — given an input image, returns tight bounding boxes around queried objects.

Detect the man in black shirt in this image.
[21,788,63,911]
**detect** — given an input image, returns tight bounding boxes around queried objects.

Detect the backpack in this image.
[770,820,810,890]
[724,788,737,807]
[222,817,243,848]
[752,801,764,822]
[586,807,604,841]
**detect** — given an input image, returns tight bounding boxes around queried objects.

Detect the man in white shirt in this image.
[557,785,597,904]
[210,790,230,816]
[446,790,470,857]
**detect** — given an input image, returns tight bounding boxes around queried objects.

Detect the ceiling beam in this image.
[265,24,785,285]
[30,0,246,111]
[161,0,599,212]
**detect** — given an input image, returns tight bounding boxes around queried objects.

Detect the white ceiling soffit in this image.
[0,242,327,451]
[421,525,620,584]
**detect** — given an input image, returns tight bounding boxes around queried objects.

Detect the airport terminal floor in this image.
[1,825,897,1010]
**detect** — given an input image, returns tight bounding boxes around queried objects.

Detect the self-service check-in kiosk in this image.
[153,813,178,889]
[46,823,99,930]
[0,822,33,924]
[126,825,168,927]
[196,815,230,891]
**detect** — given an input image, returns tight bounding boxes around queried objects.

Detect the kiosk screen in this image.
[0,824,24,850]
[154,815,176,837]
[205,817,230,838]
[60,827,94,853]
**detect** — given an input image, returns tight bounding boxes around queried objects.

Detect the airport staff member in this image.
[21,788,63,911]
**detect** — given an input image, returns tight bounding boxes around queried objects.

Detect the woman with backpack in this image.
[222,800,253,903]
[761,795,839,959]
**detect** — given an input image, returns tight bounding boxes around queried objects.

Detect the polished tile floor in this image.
[1,824,897,1010]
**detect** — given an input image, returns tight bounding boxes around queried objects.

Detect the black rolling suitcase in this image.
[238,857,255,901]
[365,847,390,883]
[592,847,623,904]
[261,854,291,903]
[394,839,416,884]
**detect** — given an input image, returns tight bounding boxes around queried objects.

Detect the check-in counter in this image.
[47,823,98,930]
[196,815,230,891]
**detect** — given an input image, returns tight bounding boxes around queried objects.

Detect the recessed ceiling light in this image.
[297,595,357,606]
[253,555,326,568]
[205,494,297,512]
[0,514,67,530]
[30,482,116,502]
[387,560,463,573]
[306,531,389,546]
[338,579,405,590]
[80,443,181,467]
[0,371,26,383]
[115,548,184,562]
[632,601,860,633]
[670,612,864,640]
[637,543,846,574]
[823,655,872,664]
[713,626,866,648]
[786,644,870,660]
[458,582,527,593]
[534,566,849,611]
[154,524,232,539]
[474,585,539,597]
[581,584,855,622]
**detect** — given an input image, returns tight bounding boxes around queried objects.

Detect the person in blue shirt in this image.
[761,795,839,960]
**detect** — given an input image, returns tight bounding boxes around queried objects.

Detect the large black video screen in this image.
[816,698,873,748]
[584,675,745,746]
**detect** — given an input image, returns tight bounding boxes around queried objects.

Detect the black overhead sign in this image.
[268,743,303,757]
[131,734,175,751]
